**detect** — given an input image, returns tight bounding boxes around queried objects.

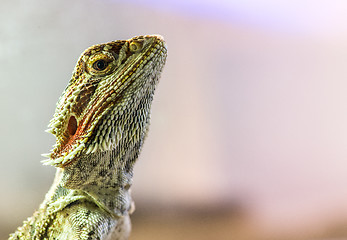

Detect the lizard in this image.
[9,34,167,240]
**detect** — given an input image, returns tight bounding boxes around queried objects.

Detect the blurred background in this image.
[2,0,347,239]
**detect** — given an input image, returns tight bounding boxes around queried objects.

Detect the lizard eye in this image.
[86,52,116,75]
[93,60,108,71]
[129,41,143,52]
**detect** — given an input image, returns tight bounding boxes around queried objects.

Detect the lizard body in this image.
[9,35,167,240]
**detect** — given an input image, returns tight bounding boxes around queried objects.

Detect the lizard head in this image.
[42,35,167,167]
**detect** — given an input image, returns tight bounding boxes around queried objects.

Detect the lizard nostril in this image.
[67,115,78,136]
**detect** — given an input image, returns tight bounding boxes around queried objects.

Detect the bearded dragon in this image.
[9,35,167,240]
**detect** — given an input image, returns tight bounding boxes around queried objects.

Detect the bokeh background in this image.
[2,0,347,239]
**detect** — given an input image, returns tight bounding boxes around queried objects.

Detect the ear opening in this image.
[67,115,78,136]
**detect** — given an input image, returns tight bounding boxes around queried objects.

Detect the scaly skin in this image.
[9,35,167,240]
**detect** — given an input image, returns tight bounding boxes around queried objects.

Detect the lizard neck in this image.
[61,149,136,217]
[49,93,153,217]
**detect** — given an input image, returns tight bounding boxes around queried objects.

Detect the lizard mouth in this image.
[42,35,167,167]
